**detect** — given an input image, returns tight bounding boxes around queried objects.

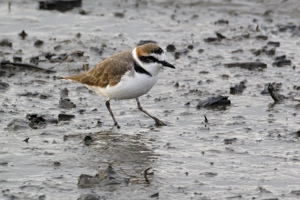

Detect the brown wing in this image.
[63,51,134,88]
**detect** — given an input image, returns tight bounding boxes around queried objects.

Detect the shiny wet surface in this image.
[1,0,300,199]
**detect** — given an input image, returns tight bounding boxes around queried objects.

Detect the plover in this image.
[62,43,175,128]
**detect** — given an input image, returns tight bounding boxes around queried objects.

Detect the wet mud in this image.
[1,0,300,199]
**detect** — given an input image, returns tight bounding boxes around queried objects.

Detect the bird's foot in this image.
[154,118,167,126]
[114,122,120,129]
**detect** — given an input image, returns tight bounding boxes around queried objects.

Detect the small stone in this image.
[34,39,44,47]
[114,12,124,18]
[166,44,176,52]
[58,113,75,121]
[19,30,28,39]
[0,39,12,47]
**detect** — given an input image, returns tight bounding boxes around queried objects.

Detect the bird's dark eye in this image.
[140,56,159,63]
[152,48,163,55]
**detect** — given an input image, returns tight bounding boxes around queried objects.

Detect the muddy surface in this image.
[1,0,300,199]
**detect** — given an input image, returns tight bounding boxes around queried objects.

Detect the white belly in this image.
[86,72,158,100]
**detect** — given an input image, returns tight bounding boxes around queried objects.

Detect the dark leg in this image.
[105,100,120,128]
[136,98,166,126]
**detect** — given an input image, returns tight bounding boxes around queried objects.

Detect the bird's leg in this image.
[136,98,166,126]
[105,100,120,129]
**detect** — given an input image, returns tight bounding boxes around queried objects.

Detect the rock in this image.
[59,98,76,109]
[58,113,75,121]
[84,135,93,145]
[19,30,28,39]
[78,165,128,188]
[0,39,12,47]
[251,46,276,56]
[255,35,268,40]
[39,0,82,12]
[30,56,39,65]
[166,44,176,52]
[224,138,237,144]
[273,55,292,67]
[114,12,124,18]
[224,62,267,70]
[204,32,226,43]
[230,80,247,94]
[267,83,285,102]
[267,41,280,47]
[34,39,44,47]
[26,114,47,129]
[196,95,231,108]
[214,19,229,25]
[13,56,22,62]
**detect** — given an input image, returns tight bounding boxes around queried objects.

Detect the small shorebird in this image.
[62,43,175,128]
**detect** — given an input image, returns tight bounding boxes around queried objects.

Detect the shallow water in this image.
[1,0,300,199]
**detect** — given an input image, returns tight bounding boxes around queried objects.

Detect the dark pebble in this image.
[79,9,87,15]
[200,172,218,177]
[273,55,291,67]
[187,45,194,50]
[204,37,220,43]
[197,95,231,108]
[0,39,12,47]
[19,30,28,40]
[54,45,62,51]
[267,41,280,47]
[39,0,82,12]
[84,135,93,145]
[291,190,300,195]
[214,19,229,25]
[34,39,44,47]
[267,83,285,102]
[166,44,176,52]
[224,138,237,144]
[294,130,300,137]
[19,30,28,39]
[198,49,204,53]
[224,62,267,70]
[58,113,75,121]
[275,55,286,61]
[114,12,124,18]
[53,161,61,167]
[230,80,247,94]
[216,32,226,39]
[255,35,268,40]
[277,24,297,32]
[27,114,47,129]
[59,98,76,109]
[231,49,243,54]
[150,193,159,198]
[60,88,69,98]
[76,32,81,38]
[23,137,30,143]
[251,45,275,56]
[13,56,22,62]
[273,59,291,67]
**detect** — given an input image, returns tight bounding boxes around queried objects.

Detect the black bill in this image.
[159,60,175,69]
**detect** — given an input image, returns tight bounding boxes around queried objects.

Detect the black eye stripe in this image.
[139,56,159,64]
